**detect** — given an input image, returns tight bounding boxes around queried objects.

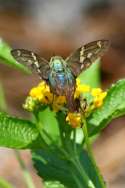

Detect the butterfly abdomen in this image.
[48,57,75,96]
[49,70,74,93]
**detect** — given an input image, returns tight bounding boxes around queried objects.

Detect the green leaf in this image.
[0,177,14,188]
[34,107,60,145]
[32,149,78,188]
[0,112,41,149]
[0,39,30,73]
[87,79,125,136]
[79,60,100,87]
[32,148,104,188]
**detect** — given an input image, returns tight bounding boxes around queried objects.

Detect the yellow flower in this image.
[91,88,107,108]
[30,81,53,104]
[42,92,53,104]
[52,96,66,112]
[66,112,81,128]
[38,82,50,92]
[75,78,90,98]
[91,88,102,97]
[29,81,66,111]
[30,87,44,101]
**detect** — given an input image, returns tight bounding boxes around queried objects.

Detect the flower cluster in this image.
[65,79,107,127]
[24,81,66,112]
[24,79,107,128]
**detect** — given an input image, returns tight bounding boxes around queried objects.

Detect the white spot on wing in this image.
[81,64,84,69]
[80,47,85,56]
[80,56,85,63]
[31,52,37,60]
[97,41,102,48]
[87,53,93,58]
[80,47,85,63]
[34,61,39,67]
[17,50,21,56]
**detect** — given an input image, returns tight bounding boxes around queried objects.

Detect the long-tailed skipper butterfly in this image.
[11,40,109,111]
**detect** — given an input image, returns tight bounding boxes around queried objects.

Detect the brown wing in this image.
[66,40,110,77]
[11,49,50,80]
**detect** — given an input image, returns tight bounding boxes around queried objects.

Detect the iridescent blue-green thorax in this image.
[48,56,75,96]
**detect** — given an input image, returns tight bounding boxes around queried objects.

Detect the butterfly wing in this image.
[66,40,110,77]
[11,49,50,80]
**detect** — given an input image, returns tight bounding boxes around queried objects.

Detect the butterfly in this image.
[11,40,109,112]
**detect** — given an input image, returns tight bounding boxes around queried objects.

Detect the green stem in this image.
[82,119,106,188]
[71,157,96,188]
[73,129,77,154]
[71,129,95,188]
[14,150,36,188]
[70,170,84,188]
[58,121,66,148]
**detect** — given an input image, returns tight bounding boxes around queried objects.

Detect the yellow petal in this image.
[66,112,81,128]
[91,88,102,96]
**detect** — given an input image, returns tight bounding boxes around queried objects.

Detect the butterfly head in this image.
[49,56,66,72]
